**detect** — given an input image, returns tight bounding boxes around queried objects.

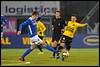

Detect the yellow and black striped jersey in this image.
[63,21,87,38]
[36,21,46,36]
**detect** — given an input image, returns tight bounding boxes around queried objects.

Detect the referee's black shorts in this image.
[52,33,62,42]
[60,35,73,46]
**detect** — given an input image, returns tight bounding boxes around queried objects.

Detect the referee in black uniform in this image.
[51,11,66,58]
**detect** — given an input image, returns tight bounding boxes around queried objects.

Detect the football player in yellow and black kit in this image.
[56,15,88,61]
[37,20,46,54]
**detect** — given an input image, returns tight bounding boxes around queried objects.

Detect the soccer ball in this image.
[62,52,69,57]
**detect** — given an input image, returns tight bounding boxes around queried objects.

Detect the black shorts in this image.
[60,35,72,46]
[52,33,62,42]
[38,36,44,40]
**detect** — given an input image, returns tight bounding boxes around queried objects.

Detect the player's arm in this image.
[37,10,47,21]
[64,26,67,32]
[62,21,68,32]
[37,16,46,21]
[1,16,7,26]
[61,20,67,33]
[17,19,31,35]
[51,16,55,31]
[3,16,7,25]
[78,23,88,27]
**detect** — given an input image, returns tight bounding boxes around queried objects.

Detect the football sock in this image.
[57,46,63,56]
[66,45,71,51]
[37,45,43,52]
[53,47,57,57]
[45,45,58,52]
[22,48,33,58]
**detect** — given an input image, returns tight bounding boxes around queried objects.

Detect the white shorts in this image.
[30,35,43,45]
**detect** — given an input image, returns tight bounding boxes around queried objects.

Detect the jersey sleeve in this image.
[77,23,87,27]
[62,20,66,29]
[37,15,46,21]
[52,16,55,26]
[4,16,7,25]
[19,19,31,31]
[1,16,7,25]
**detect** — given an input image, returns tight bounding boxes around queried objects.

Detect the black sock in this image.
[57,46,63,56]
[53,47,57,57]
[57,44,60,46]
[66,45,71,51]
[37,45,43,52]
[58,46,63,50]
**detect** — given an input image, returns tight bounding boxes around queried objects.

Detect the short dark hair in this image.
[71,14,77,17]
[55,10,60,13]
[32,11,39,16]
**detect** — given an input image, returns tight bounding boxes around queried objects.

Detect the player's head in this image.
[55,11,61,18]
[71,15,77,22]
[32,11,39,20]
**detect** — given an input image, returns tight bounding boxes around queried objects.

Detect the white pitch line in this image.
[1,60,21,62]
[1,63,23,66]
[1,60,31,66]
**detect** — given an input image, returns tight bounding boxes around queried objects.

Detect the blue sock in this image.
[22,48,32,58]
[45,45,58,52]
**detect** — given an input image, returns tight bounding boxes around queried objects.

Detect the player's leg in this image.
[56,42,65,58]
[35,35,58,53]
[19,36,37,62]
[1,32,3,38]
[19,44,36,62]
[39,41,58,53]
[55,35,61,58]
[56,35,66,58]
[1,28,3,38]
[37,36,44,54]
[51,40,57,57]
[65,37,72,56]
[66,43,71,56]
[37,44,43,52]
[51,34,61,58]
[51,33,57,58]
[60,36,72,61]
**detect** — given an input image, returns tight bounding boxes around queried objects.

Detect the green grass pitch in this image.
[1,48,99,66]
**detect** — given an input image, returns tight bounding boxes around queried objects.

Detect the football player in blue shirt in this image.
[17,11,59,63]
[1,15,7,38]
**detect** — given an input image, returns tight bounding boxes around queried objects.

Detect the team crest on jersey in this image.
[72,24,75,26]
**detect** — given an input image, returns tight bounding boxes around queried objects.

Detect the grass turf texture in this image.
[1,48,99,66]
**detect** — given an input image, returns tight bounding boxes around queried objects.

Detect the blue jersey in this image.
[1,15,7,25]
[1,15,7,32]
[19,16,45,38]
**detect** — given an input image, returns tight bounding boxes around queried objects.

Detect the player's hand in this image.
[52,27,54,31]
[85,23,88,26]
[61,29,64,32]
[61,29,64,34]
[17,31,21,35]
[1,24,3,27]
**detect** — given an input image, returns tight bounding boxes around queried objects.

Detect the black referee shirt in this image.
[52,17,66,34]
